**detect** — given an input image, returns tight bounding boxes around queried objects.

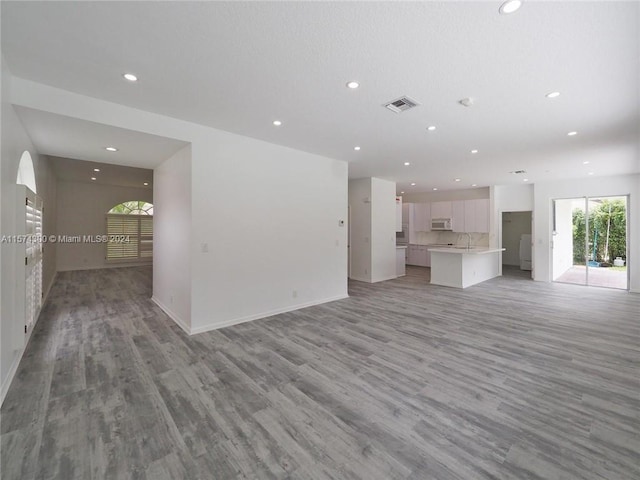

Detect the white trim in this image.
[190,294,349,335]
[371,275,399,283]
[57,262,152,272]
[348,276,370,283]
[42,271,57,307]
[1,352,22,406]
[0,272,56,406]
[151,296,191,335]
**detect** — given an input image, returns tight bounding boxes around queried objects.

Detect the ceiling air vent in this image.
[510,170,527,175]
[384,96,420,113]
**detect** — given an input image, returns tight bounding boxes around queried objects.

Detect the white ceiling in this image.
[13,107,189,169]
[2,1,639,193]
[48,155,153,190]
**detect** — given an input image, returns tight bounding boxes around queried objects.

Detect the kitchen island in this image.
[427,246,505,288]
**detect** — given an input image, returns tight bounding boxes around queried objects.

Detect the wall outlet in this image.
[201,242,209,253]
[292,290,298,298]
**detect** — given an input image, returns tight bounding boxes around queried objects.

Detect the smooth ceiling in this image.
[48,155,153,189]
[2,1,639,192]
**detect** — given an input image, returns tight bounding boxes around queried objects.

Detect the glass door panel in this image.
[586,196,628,290]
[553,198,586,285]
[553,195,628,290]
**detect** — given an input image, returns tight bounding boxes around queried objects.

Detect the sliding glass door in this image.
[552,196,628,290]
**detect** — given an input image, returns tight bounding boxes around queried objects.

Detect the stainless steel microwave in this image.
[431,218,453,230]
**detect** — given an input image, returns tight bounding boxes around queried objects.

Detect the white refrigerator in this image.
[519,234,532,271]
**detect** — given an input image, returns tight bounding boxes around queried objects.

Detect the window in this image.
[106,201,153,262]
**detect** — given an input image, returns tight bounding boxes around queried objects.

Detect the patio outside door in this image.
[552,196,628,290]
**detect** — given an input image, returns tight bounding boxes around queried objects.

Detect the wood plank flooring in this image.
[2,265,639,479]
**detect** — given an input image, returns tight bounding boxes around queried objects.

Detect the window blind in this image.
[106,214,153,262]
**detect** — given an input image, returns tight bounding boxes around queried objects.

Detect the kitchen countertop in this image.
[427,246,505,255]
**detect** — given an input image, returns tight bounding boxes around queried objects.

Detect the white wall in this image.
[152,144,192,332]
[534,175,640,292]
[402,187,489,203]
[551,199,574,279]
[348,178,372,282]
[371,177,397,282]
[190,139,348,333]
[1,60,57,404]
[10,77,350,335]
[56,180,152,271]
[502,211,532,266]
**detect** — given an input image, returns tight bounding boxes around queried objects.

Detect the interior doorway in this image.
[501,211,533,279]
[552,196,628,290]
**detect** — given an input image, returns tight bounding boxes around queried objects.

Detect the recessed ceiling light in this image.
[588,172,595,175]
[567,131,578,136]
[470,149,478,154]
[93,168,100,172]
[454,178,461,182]
[499,0,522,15]
[523,178,529,182]
[433,188,438,191]
[346,81,359,89]
[546,91,560,98]
[273,120,282,126]
[583,161,590,165]
[144,182,149,186]
[105,147,118,152]
[400,191,405,194]
[354,146,361,151]
[411,183,416,186]
[427,126,436,131]
[471,184,477,187]
[123,73,138,82]
[404,162,410,166]
[91,177,97,181]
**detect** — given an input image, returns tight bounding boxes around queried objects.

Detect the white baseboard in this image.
[348,276,371,283]
[190,293,349,335]
[0,272,56,407]
[42,271,57,306]
[57,262,152,272]
[1,351,22,406]
[372,274,399,283]
[151,296,191,335]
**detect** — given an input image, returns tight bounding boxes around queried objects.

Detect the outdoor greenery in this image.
[108,201,153,215]
[572,199,626,265]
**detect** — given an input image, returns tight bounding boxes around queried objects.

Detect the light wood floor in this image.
[2,266,639,479]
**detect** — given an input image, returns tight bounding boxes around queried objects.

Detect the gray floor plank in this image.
[2,265,640,479]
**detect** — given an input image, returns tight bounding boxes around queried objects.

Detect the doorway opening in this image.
[501,211,533,279]
[552,196,628,290]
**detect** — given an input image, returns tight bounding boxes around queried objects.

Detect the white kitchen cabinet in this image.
[431,201,452,219]
[417,245,429,267]
[451,200,465,232]
[407,244,431,267]
[407,244,419,265]
[412,203,430,231]
[464,198,490,233]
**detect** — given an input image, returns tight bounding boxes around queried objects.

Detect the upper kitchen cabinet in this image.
[452,200,465,232]
[395,196,403,232]
[412,203,430,231]
[402,203,410,224]
[464,198,490,233]
[431,201,452,219]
